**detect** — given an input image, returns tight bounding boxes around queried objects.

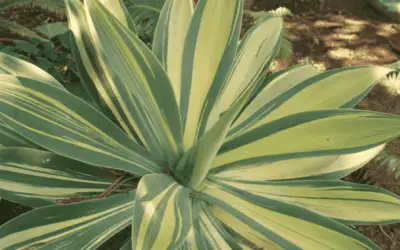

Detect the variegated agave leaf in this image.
[0,0,399,249]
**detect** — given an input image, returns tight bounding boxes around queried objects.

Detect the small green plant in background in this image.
[0,20,89,101]
[0,0,167,46]
[0,21,74,79]
[0,1,400,250]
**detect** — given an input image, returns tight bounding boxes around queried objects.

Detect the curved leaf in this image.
[0,0,65,14]
[194,201,242,249]
[229,66,392,138]
[212,109,400,172]
[67,0,145,143]
[212,145,384,181]
[214,178,400,225]
[100,0,137,32]
[0,52,64,90]
[230,64,320,138]
[84,0,183,162]
[0,147,114,207]
[132,174,192,250]
[180,0,243,149]
[120,239,133,250]
[124,0,165,23]
[0,122,38,148]
[0,75,162,176]
[0,20,47,42]
[206,17,284,132]
[199,182,380,250]
[0,191,135,250]
[178,228,201,250]
[152,0,193,107]
[34,22,69,39]
[174,79,254,189]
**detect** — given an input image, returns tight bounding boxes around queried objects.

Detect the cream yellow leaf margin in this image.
[0,192,135,250]
[207,17,284,131]
[180,0,243,149]
[212,144,384,181]
[153,0,193,106]
[132,174,192,250]
[200,182,380,250]
[215,178,400,225]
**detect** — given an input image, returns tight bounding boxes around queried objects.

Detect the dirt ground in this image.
[1,0,400,249]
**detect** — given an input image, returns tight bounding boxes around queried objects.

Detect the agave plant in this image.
[1,0,400,249]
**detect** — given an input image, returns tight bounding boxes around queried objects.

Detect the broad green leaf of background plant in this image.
[13,40,39,54]
[0,20,47,42]
[0,75,162,176]
[124,0,166,24]
[132,174,192,249]
[180,0,243,149]
[34,22,69,39]
[84,0,183,163]
[0,0,66,15]
[0,148,115,207]
[0,191,135,250]
[152,0,193,106]
[200,183,381,250]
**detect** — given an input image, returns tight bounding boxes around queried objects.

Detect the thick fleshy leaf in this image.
[66,0,140,141]
[214,178,400,225]
[0,191,135,250]
[0,75,162,176]
[178,199,242,250]
[221,213,281,250]
[0,147,114,207]
[229,66,392,138]
[178,227,203,250]
[206,17,284,132]
[230,64,320,138]
[212,109,400,172]
[174,80,254,189]
[0,122,37,148]
[132,174,192,250]
[69,31,114,117]
[84,0,183,162]
[180,0,243,149]
[120,239,132,250]
[212,145,384,181]
[199,182,380,250]
[193,201,242,250]
[152,0,193,107]
[0,52,64,90]
[100,0,137,32]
